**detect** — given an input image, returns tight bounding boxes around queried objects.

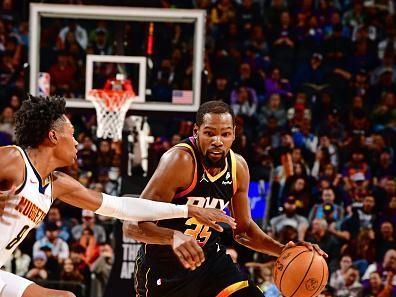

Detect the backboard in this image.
[29,3,205,112]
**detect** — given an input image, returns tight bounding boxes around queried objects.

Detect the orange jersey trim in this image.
[174,143,198,199]
[230,150,238,195]
[215,280,249,297]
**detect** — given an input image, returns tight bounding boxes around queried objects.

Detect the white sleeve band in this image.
[95,193,189,222]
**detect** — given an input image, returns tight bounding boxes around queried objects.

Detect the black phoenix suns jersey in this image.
[144,136,238,263]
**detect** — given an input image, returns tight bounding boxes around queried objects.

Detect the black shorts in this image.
[135,246,250,297]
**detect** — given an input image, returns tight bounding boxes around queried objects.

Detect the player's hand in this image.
[187,205,236,232]
[282,241,328,258]
[0,186,19,225]
[172,231,205,270]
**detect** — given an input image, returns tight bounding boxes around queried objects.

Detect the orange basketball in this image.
[273,246,328,297]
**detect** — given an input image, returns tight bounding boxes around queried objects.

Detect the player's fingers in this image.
[206,221,223,232]
[286,241,296,248]
[209,211,236,229]
[313,244,328,258]
[177,245,197,270]
[185,244,203,266]
[187,240,205,265]
[173,249,191,269]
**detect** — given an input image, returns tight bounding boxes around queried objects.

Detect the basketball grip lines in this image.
[278,250,310,295]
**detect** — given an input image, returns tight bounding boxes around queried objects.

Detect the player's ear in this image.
[233,126,236,140]
[193,124,199,139]
[48,130,58,145]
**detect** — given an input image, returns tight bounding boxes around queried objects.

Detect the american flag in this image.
[172,90,193,104]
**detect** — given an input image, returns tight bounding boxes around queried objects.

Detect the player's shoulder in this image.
[161,145,195,166]
[233,152,249,171]
[0,146,25,183]
[0,146,24,167]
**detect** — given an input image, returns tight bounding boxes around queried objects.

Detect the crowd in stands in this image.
[1,0,396,296]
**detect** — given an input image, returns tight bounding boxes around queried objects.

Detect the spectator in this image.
[0,106,14,143]
[309,188,344,223]
[79,227,100,265]
[333,265,363,297]
[60,258,84,282]
[362,249,396,287]
[236,0,261,34]
[70,244,91,295]
[268,196,309,241]
[48,51,77,97]
[77,135,97,174]
[305,218,340,272]
[25,251,48,281]
[264,66,292,99]
[72,210,106,244]
[257,93,287,131]
[36,206,70,242]
[90,243,114,297]
[373,149,396,180]
[233,62,262,98]
[376,221,396,262]
[342,147,372,190]
[362,271,394,297]
[206,74,231,103]
[270,11,295,78]
[58,21,88,50]
[317,108,346,145]
[293,52,327,91]
[96,139,115,172]
[90,28,113,55]
[230,85,257,119]
[284,176,312,215]
[371,91,396,131]
[330,255,353,289]
[3,248,31,277]
[33,222,69,263]
[378,196,396,227]
[341,195,377,240]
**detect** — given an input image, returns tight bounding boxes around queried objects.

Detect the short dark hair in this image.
[15,95,66,148]
[196,100,235,126]
[46,222,59,232]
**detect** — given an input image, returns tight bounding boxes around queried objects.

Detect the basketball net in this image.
[88,75,135,141]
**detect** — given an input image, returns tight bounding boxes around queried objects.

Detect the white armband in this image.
[95,193,188,222]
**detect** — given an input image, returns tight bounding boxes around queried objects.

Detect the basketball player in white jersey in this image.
[0,95,236,297]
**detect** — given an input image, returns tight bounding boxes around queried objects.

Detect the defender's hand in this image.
[187,205,236,232]
[0,186,19,225]
[172,231,205,270]
[282,241,328,258]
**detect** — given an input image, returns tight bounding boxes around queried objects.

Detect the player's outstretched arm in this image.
[53,171,234,226]
[230,155,284,257]
[231,154,327,258]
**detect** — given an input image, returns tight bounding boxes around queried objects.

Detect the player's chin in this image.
[207,152,225,161]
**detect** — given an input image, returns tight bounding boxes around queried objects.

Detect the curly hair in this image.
[15,95,66,148]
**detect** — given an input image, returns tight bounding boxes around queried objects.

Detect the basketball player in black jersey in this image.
[124,101,327,297]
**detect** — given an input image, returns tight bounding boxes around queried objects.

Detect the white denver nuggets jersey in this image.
[0,146,53,266]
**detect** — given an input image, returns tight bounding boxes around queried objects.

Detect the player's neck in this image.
[26,147,57,180]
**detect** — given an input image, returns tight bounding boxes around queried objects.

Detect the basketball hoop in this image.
[88,78,135,141]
